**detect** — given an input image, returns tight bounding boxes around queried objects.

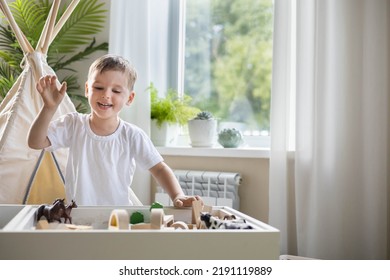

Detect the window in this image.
[183,0,273,140]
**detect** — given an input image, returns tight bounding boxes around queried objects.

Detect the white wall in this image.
[59,0,111,90]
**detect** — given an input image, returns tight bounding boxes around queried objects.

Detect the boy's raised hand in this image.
[36,75,67,109]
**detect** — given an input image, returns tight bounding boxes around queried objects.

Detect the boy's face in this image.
[85,69,135,120]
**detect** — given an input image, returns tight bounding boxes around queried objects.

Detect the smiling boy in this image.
[28,54,201,207]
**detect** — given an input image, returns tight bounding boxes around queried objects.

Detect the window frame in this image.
[159,0,272,149]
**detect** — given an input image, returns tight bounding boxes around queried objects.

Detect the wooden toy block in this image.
[129,210,173,230]
[36,218,92,230]
[55,223,69,230]
[130,223,175,230]
[187,224,197,230]
[171,221,189,230]
[163,214,174,227]
[108,209,129,230]
[191,200,203,227]
[150,208,164,229]
[64,224,93,230]
[203,205,213,213]
[130,223,151,230]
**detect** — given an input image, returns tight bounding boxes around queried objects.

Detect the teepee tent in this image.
[0,0,80,204]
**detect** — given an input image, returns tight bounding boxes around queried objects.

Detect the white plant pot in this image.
[188,119,217,147]
[150,120,179,146]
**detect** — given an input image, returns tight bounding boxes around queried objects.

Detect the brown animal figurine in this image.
[36,198,66,223]
[62,200,77,224]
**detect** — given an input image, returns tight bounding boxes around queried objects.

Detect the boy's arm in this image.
[149,162,202,207]
[28,75,67,150]
[28,106,56,149]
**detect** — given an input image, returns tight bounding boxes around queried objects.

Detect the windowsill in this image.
[156,146,270,159]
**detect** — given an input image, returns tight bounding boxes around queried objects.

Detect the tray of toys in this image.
[0,200,280,260]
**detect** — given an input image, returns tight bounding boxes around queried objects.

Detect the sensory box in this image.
[0,204,279,260]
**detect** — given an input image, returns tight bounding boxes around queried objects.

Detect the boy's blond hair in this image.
[88,54,138,90]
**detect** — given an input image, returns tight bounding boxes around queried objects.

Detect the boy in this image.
[28,54,201,207]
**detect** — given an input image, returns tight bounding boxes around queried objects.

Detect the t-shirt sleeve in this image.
[132,128,163,170]
[45,113,75,152]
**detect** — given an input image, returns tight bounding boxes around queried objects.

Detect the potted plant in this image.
[149,83,199,146]
[188,111,218,147]
[218,128,243,148]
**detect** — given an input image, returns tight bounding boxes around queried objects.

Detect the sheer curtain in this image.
[269,0,389,259]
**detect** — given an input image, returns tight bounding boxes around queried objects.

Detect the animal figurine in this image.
[36,198,66,223]
[223,214,237,220]
[36,198,77,224]
[200,212,253,230]
[62,200,78,224]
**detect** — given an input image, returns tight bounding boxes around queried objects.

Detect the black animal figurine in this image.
[36,198,66,223]
[36,199,78,224]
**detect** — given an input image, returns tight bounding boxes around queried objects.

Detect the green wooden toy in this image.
[150,201,164,211]
[130,211,144,224]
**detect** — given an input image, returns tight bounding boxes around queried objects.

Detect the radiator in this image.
[155,169,242,210]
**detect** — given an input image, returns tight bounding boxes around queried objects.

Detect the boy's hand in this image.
[36,75,67,109]
[173,195,203,208]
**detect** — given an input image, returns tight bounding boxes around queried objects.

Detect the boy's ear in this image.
[126,91,136,105]
[85,82,89,97]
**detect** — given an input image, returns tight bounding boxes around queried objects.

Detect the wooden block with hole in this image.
[108,209,129,230]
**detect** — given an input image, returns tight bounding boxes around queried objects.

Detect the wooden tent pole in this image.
[0,0,34,54]
[41,0,61,55]
[36,0,57,53]
[50,0,80,44]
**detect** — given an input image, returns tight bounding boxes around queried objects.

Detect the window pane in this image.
[184,0,273,135]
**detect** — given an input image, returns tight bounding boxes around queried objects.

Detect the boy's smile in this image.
[97,101,113,110]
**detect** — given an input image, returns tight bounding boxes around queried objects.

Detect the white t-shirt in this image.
[46,112,163,206]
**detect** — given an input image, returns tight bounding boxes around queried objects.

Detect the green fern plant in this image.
[0,0,108,113]
[149,83,200,128]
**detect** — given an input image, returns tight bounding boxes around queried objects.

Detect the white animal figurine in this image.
[200,213,253,230]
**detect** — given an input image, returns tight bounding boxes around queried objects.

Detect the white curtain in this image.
[269,0,389,259]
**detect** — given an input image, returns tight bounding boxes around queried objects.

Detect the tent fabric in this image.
[25,151,66,205]
[0,51,75,204]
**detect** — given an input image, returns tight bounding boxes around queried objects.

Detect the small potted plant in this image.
[188,111,218,147]
[218,128,243,148]
[149,83,199,146]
